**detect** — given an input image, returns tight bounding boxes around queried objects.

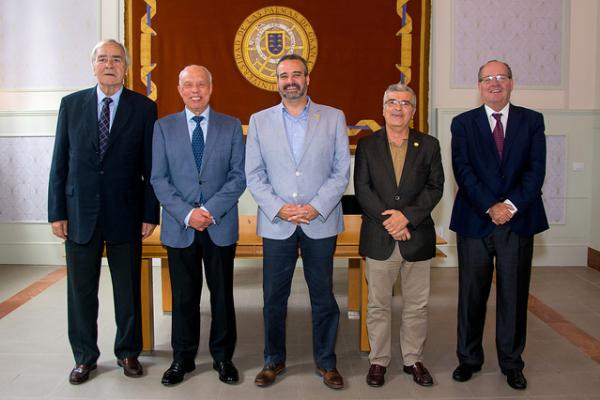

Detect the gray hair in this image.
[478,59,513,80]
[90,39,130,67]
[179,65,213,85]
[383,83,417,107]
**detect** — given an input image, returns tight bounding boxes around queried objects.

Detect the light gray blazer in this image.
[245,101,350,240]
[151,108,246,248]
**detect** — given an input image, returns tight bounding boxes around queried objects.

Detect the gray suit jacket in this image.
[245,101,350,240]
[151,108,246,248]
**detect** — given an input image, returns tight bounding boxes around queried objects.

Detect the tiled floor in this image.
[0,263,599,399]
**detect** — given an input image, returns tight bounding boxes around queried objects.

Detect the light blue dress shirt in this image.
[282,98,310,164]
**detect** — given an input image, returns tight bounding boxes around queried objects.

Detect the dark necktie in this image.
[492,113,504,160]
[192,116,205,171]
[98,97,112,157]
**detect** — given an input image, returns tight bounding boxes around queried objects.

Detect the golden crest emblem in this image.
[233,6,318,91]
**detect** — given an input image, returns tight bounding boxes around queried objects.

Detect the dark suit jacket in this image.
[48,86,160,244]
[354,128,444,261]
[450,104,549,238]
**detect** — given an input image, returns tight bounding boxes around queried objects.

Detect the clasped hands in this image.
[189,208,213,231]
[382,209,411,241]
[488,202,515,225]
[277,203,319,224]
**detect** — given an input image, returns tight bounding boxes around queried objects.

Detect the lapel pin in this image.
[413,142,419,147]
[314,113,320,120]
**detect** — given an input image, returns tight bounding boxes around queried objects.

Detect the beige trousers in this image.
[366,243,431,367]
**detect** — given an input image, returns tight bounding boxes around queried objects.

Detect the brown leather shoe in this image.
[403,362,433,386]
[117,357,143,377]
[69,364,97,385]
[254,363,285,387]
[366,364,386,387]
[316,367,344,389]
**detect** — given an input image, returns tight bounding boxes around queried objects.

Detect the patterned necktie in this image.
[98,97,112,157]
[492,113,504,160]
[192,115,205,171]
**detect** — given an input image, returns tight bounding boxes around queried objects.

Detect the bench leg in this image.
[140,258,154,353]
[347,258,361,312]
[161,257,172,313]
[360,258,371,353]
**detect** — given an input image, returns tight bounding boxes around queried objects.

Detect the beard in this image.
[279,83,307,100]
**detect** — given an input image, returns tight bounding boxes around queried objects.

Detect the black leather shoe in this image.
[452,364,481,382]
[504,369,527,390]
[161,362,195,386]
[69,364,97,385]
[213,360,239,384]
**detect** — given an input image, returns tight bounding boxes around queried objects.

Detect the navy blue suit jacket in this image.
[48,86,160,244]
[450,104,548,238]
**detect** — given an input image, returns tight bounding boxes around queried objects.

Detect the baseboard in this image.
[432,244,589,267]
[588,247,600,271]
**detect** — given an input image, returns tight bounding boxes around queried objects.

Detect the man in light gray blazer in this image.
[246,54,350,389]
[151,65,245,386]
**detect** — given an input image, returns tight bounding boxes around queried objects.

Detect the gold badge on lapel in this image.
[413,142,419,147]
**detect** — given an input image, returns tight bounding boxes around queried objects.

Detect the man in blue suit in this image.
[48,39,159,384]
[450,60,548,390]
[246,54,350,389]
[151,65,246,386]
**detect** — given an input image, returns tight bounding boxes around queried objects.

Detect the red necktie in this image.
[492,113,504,159]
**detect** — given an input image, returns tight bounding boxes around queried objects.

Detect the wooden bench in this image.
[139,215,446,353]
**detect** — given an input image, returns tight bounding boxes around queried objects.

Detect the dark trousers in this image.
[166,230,236,366]
[262,227,340,370]
[65,225,142,365]
[456,225,534,372]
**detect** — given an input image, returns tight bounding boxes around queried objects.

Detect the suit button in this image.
[295,171,301,176]
[394,195,400,200]
[95,194,100,198]
[292,192,298,198]
[99,170,104,175]
[199,180,203,184]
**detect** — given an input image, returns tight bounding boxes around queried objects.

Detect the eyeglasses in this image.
[384,99,414,108]
[479,74,511,84]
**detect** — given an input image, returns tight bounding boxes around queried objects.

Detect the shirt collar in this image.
[185,106,210,123]
[484,103,510,119]
[96,85,123,105]
[280,97,311,120]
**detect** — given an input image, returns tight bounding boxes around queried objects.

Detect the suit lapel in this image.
[201,109,219,174]
[475,105,501,164]
[398,130,422,188]
[375,129,398,188]
[271,106,296,164]
[296,102,319,165]
[84,88,99,153]
[106,88,132,152]
[503,104,521,162]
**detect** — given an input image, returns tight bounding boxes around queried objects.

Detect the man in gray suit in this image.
[151,65,246,386]
[246,54,350,389]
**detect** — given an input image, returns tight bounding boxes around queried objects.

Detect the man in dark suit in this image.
[354,83,444,388]
[450,60,548,390]
[151,65,246,386]
[48,39,159,384]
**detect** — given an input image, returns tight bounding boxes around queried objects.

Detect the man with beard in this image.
[450,60,548,390]
[245,54,350,389]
